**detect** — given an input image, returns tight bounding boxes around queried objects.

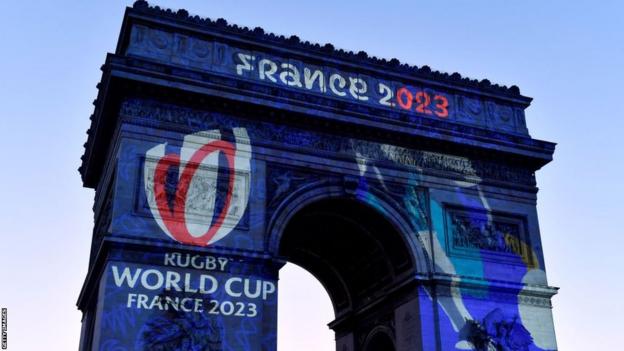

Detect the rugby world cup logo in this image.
[144,128,251,246]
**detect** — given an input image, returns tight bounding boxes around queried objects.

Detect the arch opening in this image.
[277,197,416,339]
[277,263,335,351]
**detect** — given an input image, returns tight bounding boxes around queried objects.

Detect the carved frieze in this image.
[456,95,485,125]
[486,101,516,132]
[444,207,531,264]
[451,214,520,253]
[120,99,536,187]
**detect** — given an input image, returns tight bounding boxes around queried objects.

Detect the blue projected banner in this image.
[96,250,277,350]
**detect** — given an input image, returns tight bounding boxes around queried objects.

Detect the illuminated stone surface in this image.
[77,2,558,350]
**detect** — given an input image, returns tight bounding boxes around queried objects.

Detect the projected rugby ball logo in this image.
[144,128,251,246]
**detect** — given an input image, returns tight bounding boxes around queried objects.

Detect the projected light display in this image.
[144,128,251,246]
[77,1,558,350]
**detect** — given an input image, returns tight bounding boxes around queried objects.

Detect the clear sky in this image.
[0,1,622,350]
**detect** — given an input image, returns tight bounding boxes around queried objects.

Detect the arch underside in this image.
[277,198,415,322]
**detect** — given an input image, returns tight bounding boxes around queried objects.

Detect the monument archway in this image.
[77,2,560,350]
[277,197,417,349]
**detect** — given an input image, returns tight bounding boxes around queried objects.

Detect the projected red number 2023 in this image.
[377,83,450,118]
[395,87,449,118]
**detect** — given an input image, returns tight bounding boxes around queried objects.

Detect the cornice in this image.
[79,1,555,188]
[129,0,528,101]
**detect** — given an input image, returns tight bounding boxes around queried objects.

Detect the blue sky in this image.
[0,1,622,350]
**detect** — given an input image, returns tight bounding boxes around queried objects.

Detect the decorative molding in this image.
[517,295,552,308]
[486,101,516,132]
[434,284,552,308]
[450,213,521,254]
[444,206,532,264]
[119,99,536,187]
[79,0,558,190]
[124,23,527,135]
[131,0,525,98]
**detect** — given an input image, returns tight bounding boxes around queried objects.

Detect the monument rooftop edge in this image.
[79,0,555,188]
